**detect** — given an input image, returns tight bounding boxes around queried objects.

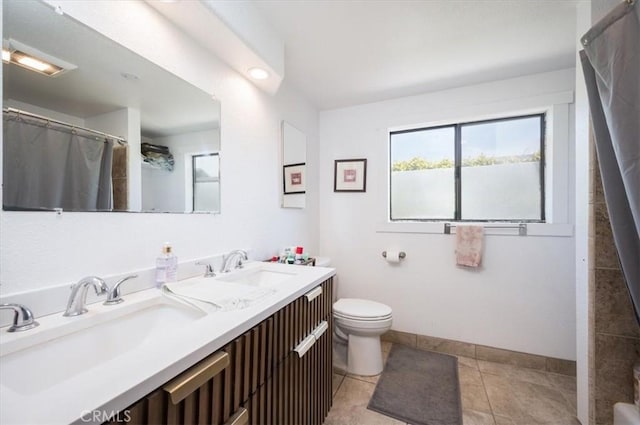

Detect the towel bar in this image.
[444,223,527,236]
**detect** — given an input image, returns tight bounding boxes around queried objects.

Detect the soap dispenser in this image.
[156,242,178,287]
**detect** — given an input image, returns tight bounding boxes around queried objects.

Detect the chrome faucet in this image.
[196,261,216,277]
[221,250,248,273]
[0,303,39,332]
[104,274,138,305]
[63,276,109,317]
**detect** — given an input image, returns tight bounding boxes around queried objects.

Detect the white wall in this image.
[0,2,319,303]
[5,99,85,126]
[319,69,577,360]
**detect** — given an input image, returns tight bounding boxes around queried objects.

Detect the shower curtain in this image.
[580,0,640,323]
[3,113,115,211]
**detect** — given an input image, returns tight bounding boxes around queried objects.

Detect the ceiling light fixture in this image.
[9,50,63,75]
[2,39,77,77]
[248,67,269,80]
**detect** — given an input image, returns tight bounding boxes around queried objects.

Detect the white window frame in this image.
[377,90,574,237]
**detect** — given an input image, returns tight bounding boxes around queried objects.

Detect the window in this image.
[390,114,545,222]
[192,153,220,212]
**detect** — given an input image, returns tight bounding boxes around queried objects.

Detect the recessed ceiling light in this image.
[248,67,269,80]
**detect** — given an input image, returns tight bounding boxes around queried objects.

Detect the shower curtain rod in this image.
[3,108,128,145]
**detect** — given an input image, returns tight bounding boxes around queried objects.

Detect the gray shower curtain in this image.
[580,1,640,322]
[3,114,115,211]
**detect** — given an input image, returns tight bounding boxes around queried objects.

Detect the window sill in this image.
[375,222,574,237]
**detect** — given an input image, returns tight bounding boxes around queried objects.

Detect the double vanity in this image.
[0,261,335,425]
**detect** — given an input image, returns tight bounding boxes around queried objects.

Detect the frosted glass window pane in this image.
[460,117,542,220]
[194,181,219,212]
[193,154,219,212]
[390,126,455,220]
[194,154,219,182]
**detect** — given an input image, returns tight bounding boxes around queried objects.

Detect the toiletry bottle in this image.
[156,243,178,287]
[295,246,304,260]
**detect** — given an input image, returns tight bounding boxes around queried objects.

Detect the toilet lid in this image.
[333,298,392,320]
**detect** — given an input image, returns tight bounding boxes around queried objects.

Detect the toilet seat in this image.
[333,311,392,322]
[333,298,392,321]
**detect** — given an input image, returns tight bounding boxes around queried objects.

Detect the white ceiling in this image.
[250,0,582,110]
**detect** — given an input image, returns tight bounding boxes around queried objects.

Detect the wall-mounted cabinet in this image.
[107,278,333,425]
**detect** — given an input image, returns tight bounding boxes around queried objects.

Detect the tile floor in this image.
[326,342,580,425]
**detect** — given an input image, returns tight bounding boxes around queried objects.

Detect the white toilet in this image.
[333,298,393,376]
[614,403,640,425]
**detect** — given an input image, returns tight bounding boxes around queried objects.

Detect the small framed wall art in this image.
[334,158,367,192]
[283,163,306,194]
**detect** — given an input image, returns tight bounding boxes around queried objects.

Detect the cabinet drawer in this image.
[271,277,333,367]
[244,313,333,425]
[110,347,237,425]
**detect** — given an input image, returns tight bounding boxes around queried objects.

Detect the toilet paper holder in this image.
[382,251,406,259]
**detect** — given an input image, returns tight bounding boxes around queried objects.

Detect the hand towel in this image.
[455,225,484,268]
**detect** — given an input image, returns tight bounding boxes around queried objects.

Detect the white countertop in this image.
[0,262,335,425]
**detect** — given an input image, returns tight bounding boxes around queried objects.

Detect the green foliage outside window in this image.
[392,151,540,172]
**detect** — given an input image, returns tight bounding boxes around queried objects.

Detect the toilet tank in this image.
[313,257,334,301]
[314,257,331,267]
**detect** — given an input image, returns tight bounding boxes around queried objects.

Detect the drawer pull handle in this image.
[305,286,322,302]
[224,407,248,425]
[294,334,316,358]
[312,320,328,339]
[163,351,230,404]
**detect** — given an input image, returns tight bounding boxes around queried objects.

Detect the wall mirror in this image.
[281,121,306,209]
[2,0,221,213]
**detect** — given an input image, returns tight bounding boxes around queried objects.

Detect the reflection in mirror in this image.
[3,108,126,212]
[193,154,220,212]
[2,0,221,213]
[281,121,306,209]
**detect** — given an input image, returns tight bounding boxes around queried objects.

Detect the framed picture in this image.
[334,158,367,192]
[283,163,306,194]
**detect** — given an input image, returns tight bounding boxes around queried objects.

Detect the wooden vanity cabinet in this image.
[107,277,333,425]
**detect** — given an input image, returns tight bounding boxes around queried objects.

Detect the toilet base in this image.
[347,334,383,376]
[333,338,348,373]
[614,402,640,425]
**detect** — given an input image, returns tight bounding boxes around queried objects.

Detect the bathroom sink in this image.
[217,267,297,288]
[0,297,205,395]
[162,265,297,311]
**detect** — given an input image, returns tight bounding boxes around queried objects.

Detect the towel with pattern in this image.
[455,225,484,267]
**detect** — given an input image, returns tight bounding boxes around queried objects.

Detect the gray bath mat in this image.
[367,344,462,425]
